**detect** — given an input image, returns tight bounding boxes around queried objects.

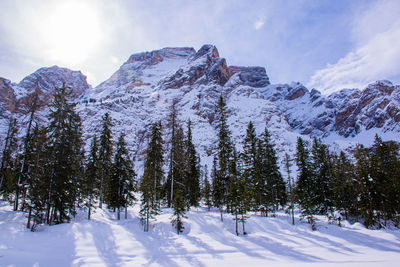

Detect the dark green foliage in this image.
[140,121,164,231]
[258,128,287,214]
[295,137,316,226]
[214,96,232,208]
[0,117,19,196]
[229,148,249,235]
[184,120,201,207]
[99,112,113,209]
[46,83,84,224]
[171,187,187,234]
[25,126,50,229]
[331,151,357,220]
[310,137,333,214]
[202,165,212,210]
[108,134,136,220]
[83,136,101,220]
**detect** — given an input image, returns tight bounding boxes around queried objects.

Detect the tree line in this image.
[1,85,399,233]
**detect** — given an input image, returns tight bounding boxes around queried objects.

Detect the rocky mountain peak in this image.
[18,65,89,97]
[125,47,195,66]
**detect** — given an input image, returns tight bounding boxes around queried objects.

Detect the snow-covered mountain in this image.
[1,44,400,169]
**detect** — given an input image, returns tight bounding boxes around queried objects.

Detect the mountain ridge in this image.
[1,44,400,169]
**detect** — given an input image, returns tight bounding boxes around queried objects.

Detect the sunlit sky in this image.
[0,0,400,94]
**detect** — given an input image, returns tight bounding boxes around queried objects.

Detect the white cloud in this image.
[254,15,266,30]
[307,0,400,95]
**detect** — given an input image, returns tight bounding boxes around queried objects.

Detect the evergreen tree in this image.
[83,136,101,220]
[25,125,49,230]
[99,112,113,209]
[212,155,224,221]
[295,137,317,228]
[171,187,187,234]
[140,121,164,231]
[46,83,84,224]
[0,117,19,197]
[259,128,286,214]
[202,165,212,210]
[108,134,136,220]
[14,91,39,211]
[353,144,375,227]
[310,137,333,215]
[214,95,233,211]
[369,135,400,226]
[331,151,356,221]
[284,153,295,225]
[229,148,249,235]
[166,101,179,207]
[165,125,186,208]
[241,121,259,212]
[184,120,200,207]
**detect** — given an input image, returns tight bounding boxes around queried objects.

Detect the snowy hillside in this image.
[1,44,400,169]
[1,200,400,266]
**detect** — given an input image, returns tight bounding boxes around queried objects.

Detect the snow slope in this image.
[1,200,400,267]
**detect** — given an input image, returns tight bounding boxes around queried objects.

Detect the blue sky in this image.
[0,0,399,94]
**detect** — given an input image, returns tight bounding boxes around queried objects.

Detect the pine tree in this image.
[25,125,49,230]
[108,134,136,220]
[0,117,19,197]
[171,187,187,234]
[14,91,39,211]
[46,83,84,224]
[212,155,224,221]
[185,120,200,207]
[140,121,164,231]
[310,137,333,215]
[99,112,113,209]
[331,151,356,221]
[259,128,286,215]
[369,135,400,226]
[166,101,179,207]
[295,137,316,228]
[284,153,295,225]
[229,148,249,235]
[202,165,212,210]
[83,136,101,220]
[241,121,259,212]
[353,144,375,227]
[214,95,233,212]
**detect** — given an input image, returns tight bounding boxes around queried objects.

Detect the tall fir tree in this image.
[108,134,136,220]
[214,95,233,213]
[171,187,187,234]
[295,137,317,228]
[25,125,49,230]
[184,120,200,207]
[331,151,356,221]
[140,121,164,231]
[46,83,84,224]
[83,135,101,220]
[284,153,295,225]
[0,117,18,197]
[310,137,333,215]
[241,121,259,212]
[259,128,286,214]
[202,165,212,210]
[14,91,39,211]
[99,112,113,209]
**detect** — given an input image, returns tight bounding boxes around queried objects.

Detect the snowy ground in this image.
[1,201,400,267]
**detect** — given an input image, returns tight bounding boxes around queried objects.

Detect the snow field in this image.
[1,200,400,266]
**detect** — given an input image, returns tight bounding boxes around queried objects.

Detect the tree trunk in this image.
[27,206,32,229]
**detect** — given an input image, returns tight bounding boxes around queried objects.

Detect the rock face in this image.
[1,45,400,167]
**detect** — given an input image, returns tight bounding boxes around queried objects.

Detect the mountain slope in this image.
[1,45,400,169]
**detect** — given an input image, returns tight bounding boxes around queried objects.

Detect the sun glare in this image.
[40,1,102,66]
